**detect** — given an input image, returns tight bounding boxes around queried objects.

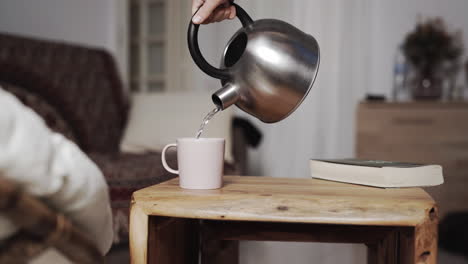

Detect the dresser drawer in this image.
[356,102,468,219]
[357,105,468,144]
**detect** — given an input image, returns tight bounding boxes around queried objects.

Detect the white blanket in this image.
[0,88,113,255]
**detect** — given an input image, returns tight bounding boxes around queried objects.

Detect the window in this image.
[129,0,165,92]
[129,0,191,93]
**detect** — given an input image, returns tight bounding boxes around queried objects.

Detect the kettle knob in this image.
[187,3,253,80]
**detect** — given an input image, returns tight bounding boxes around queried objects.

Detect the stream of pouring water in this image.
[196,107,221,139]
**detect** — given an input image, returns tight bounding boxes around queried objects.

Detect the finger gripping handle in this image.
[187,3,253,80]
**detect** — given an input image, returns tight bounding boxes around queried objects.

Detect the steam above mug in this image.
[188,3,320,123]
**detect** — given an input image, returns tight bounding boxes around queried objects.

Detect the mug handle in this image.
[161,143,178,174]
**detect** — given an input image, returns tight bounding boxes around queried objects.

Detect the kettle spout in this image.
[212,83,240,110]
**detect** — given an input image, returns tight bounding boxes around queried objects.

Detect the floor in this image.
[438,248,467,264]
[105,243,130,263]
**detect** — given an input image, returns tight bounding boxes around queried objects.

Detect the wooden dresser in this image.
[356,102,468,218]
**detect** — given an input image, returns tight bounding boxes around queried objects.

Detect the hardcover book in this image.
[309,158,444,188]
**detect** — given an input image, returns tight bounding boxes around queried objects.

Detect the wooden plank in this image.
[201,220,393,244]
[130,200,149,264]
[133,176,435,227]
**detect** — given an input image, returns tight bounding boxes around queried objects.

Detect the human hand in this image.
[192,0,236,24]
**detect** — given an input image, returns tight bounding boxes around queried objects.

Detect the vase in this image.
[409,70,443,100]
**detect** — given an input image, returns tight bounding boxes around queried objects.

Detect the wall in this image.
[0,0,128,84]
[367,0,468,97]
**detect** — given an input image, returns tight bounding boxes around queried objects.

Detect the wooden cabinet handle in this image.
[392,117,434,125]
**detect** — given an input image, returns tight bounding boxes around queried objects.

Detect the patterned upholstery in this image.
[0,33,129,154]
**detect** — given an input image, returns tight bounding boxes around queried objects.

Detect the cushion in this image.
[120,92,234,162]
[0,81,77,143]
[0,88,113,254]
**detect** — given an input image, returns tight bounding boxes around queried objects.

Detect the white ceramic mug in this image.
[161,138,225,189]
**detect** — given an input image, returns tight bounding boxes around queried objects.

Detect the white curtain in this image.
[235,0,371,178]
[239,1,370,263]
[190,0,371,263]
[192,0,371,176]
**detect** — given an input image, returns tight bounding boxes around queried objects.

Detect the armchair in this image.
[0,32,250,252]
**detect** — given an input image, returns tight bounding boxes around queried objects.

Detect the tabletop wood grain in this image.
[132,176,436,227]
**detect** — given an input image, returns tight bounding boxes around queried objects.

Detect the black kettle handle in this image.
[188,3,253,80]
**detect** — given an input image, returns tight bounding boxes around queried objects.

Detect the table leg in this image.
[367,230,399,264]
[130,202,200,264]
[399,211,438,264]
[367,208,438,264]
[130,202,149,264]
[399,208,438,264]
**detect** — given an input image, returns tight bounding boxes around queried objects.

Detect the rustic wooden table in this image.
[130,176,438,264]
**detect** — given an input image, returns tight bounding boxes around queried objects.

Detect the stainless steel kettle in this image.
[188,3,320,123]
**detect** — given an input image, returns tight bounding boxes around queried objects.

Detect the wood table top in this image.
[132,176,436,227]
